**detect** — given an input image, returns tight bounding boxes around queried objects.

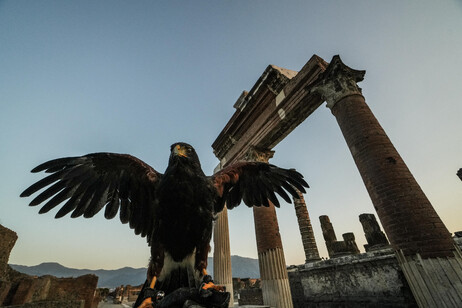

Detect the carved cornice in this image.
[245,146,274,163]
[306,55,365,109]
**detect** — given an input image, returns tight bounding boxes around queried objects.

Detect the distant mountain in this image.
[10,255,259,288]
[10,262,147,288]
[206,255,260,279]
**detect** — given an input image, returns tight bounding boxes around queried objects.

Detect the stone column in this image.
[212,206,234,307]
[293,190,321,263]
[247,147,293,308]
[319,215,337,258]
[309,55,462,306]
[359,213,389,252]
[342,232,360,255]
[308,55,454,258]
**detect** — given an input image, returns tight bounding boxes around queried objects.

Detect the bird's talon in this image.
[201,281,225,292]
[202,274,213,284]
[155,290,165,301]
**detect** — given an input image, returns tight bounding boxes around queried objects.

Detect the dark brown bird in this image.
[20,142,308,306]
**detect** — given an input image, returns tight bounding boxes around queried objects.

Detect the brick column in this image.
[247,147,293,308]
[212,206,234,307]
[293,190,321,262]
[308,55,453,258]
[309,55,462,307]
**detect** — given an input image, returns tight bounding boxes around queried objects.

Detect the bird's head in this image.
[169,142,201,169]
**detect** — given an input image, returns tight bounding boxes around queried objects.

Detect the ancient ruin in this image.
[0,224,99,308]
[359,213,390,252]
[212,54,462,307]
[319,215,360,258]
[4,54,461,307]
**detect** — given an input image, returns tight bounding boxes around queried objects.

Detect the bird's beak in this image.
[174,145,188,157]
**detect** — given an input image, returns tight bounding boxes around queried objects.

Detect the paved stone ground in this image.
[97,298,268,308]
[97,297,133,308]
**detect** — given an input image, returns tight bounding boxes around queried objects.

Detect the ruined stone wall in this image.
[0,224,99,308]
[288,249,417,307]
[2,273,98,308]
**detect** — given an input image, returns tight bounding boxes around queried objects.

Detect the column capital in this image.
[306,55,365,109]
[245,146,274,163]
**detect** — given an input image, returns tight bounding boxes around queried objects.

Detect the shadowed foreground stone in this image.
[3,300,84,308]
[0,225,18,280]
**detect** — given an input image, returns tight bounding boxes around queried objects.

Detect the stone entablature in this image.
[212,55,327,166]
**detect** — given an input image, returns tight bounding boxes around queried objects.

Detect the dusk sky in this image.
[1,1,461,270]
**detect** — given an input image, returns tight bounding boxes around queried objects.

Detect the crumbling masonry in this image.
[0,224,99,308]
[212,54,462,307]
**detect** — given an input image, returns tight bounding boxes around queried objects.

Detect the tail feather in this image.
[156,265,199,294]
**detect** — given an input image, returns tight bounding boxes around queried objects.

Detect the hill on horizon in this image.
[10,255,260,288]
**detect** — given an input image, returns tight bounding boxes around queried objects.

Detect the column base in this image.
[259,248,293,308]
[261,279,293,308]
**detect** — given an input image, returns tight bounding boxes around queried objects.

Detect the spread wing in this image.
[20,153,162,241]
[210,161,309,212]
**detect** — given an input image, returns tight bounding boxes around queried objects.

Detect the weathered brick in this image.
[331,93,453,258]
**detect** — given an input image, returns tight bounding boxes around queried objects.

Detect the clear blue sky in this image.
[1,0,461,270]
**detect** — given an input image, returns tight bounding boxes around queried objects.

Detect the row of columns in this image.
[213,147,319,308]
[213,55,460,307]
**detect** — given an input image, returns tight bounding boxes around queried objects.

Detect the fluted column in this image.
[247,147,293,308]
[308,55,462,307]
[213,206,234,307]
[293,190,321,262]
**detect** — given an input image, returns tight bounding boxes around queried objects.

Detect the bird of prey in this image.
[21,142,308,307]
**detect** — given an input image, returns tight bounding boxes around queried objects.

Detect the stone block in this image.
[10,276,51,305]
[0,280,12,305]
[47,274,98,308]
[238,288,264,306]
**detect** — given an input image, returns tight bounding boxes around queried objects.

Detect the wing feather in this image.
[55,189,83,218]
[29,181,67,206]
[104,189,120,220]
[21,153,162,240]
[38,186,76,214]
[120,198,131,224]
[210,161,309,212]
